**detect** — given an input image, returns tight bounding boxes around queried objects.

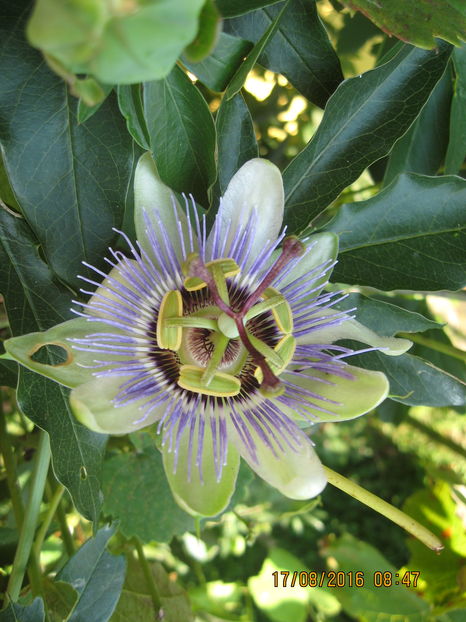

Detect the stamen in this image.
[156,290,183,350]
[178,365,241,397]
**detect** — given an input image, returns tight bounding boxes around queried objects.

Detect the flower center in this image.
[155,237,304,399]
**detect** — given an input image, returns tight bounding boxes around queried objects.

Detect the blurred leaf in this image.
[111,556,193,622]
[283,42,452,233]
[212,92,258,206]
[0,1,137,290]
[117,85,150,151]
[0,212,107,522]
[403,482,466,605]
[335,294,443,336]
[340,0,466,49]
[189,581,244,619]
[325,534,430,621]
[445,44,466,174]
[327,173,466,291]
[217,0,282,17]
[0,359,18,388]
[225,0,343,108]
[57,525,126,622]
[102,444,193,543]
[27,0,205,84]
[0,598,45,622]
[384,68,452,185]
[184,0,221,62]
[348,349,466,406]
[77,82,113,124]
[183,32,252,92]
[225,0,291,100]
[144,65,216,207]
[43,580,78,622]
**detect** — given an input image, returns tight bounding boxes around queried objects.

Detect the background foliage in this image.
[0,1,465,620]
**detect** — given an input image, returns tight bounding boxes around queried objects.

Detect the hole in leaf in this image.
[80,466,88,480]
[30,343,71,366]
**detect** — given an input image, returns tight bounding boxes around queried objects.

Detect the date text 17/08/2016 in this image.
[272,570,420,589]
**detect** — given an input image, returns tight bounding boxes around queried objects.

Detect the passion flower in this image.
[5,156,411,516]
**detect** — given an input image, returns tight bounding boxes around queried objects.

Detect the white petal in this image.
[212,159,284,266]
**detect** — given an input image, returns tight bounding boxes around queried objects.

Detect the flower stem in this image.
[0,393,24,527]
[32,484,65,561]
[323,466,444,552]
[133,538,162,614]
[397,332,466,362]
[7,430,51,601]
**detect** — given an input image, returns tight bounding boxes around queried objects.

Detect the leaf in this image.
[102,443,193,543]
[383,68,452,185]
[324,535,430,621]
[77,82,113,124]
[340,0,466,49]
[0,212,107,522]
[282,42,452,234]
[217,0,282,17]
[225,0,291,100]
[111,556,193,622]
[117,85,151,151]
[27,0,205,84]
[348,348,466,407]
[326,173,466,291]
[184,0,221,63]
[335,294,443,336]
[0,598,45,622]
[212,92,258,206]
[445,44,466,174]
[57,525,126,622]
[43,580,78,622]
[0,359,17,388]
[144,65,216,207]
[0,1,137,290]
[225,0,343,108]
[182,32,253,92]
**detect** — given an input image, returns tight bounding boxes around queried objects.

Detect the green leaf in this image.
[77,82,113,124]
[117,85,150,151]
[212,92,258,206]
[183,0,221,63]
[334,294,443,337]
[0,359,17,388]
[283,42,452,234]
[340,0,466,49]
[225,0,343,108]
[182,32,253,92]
[144,65,216,207]
[383,68,452,185]
[0,2,137,289]
[225,0,291,100]
[348,349,466,406]
[0,212,106,522]
[27,0,205,84]
[102,442,193,543]
[326,173,466,291]
[43,580,78,622]
[445,44,466,174]
[57,525,126,622]
[324,534,430,621]
[110,556,193,622]
[217,0,282,17]
[0,598,45,622]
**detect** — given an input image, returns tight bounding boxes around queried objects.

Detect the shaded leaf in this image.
[0,1,136,289]
[182,32,253,92]
[445,44,466,174]
[57,525,126,622]
[341,0,466,49]
[225,0,343,108]
[0,359,18,388]
[77,82,113,124]
[217,0,282,17]
[383,68,452,185]
[0,212,106,522]
[144,65,216,207]
[0,598,44,622]
[102,443,193,543]
[43,580,78,622]
[212,92,258,206]
[327,173,466,292]
[283,42,452,234]
[117,84,150,150]
[324,535,430,621]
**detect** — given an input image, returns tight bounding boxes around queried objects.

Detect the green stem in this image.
[397,332,466,362]
[55,494,75,557]
[32,484,65,561]
[7,430,51,601]
[133,539,162,613]
[0,393,24,527]
[323,466,444,552]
